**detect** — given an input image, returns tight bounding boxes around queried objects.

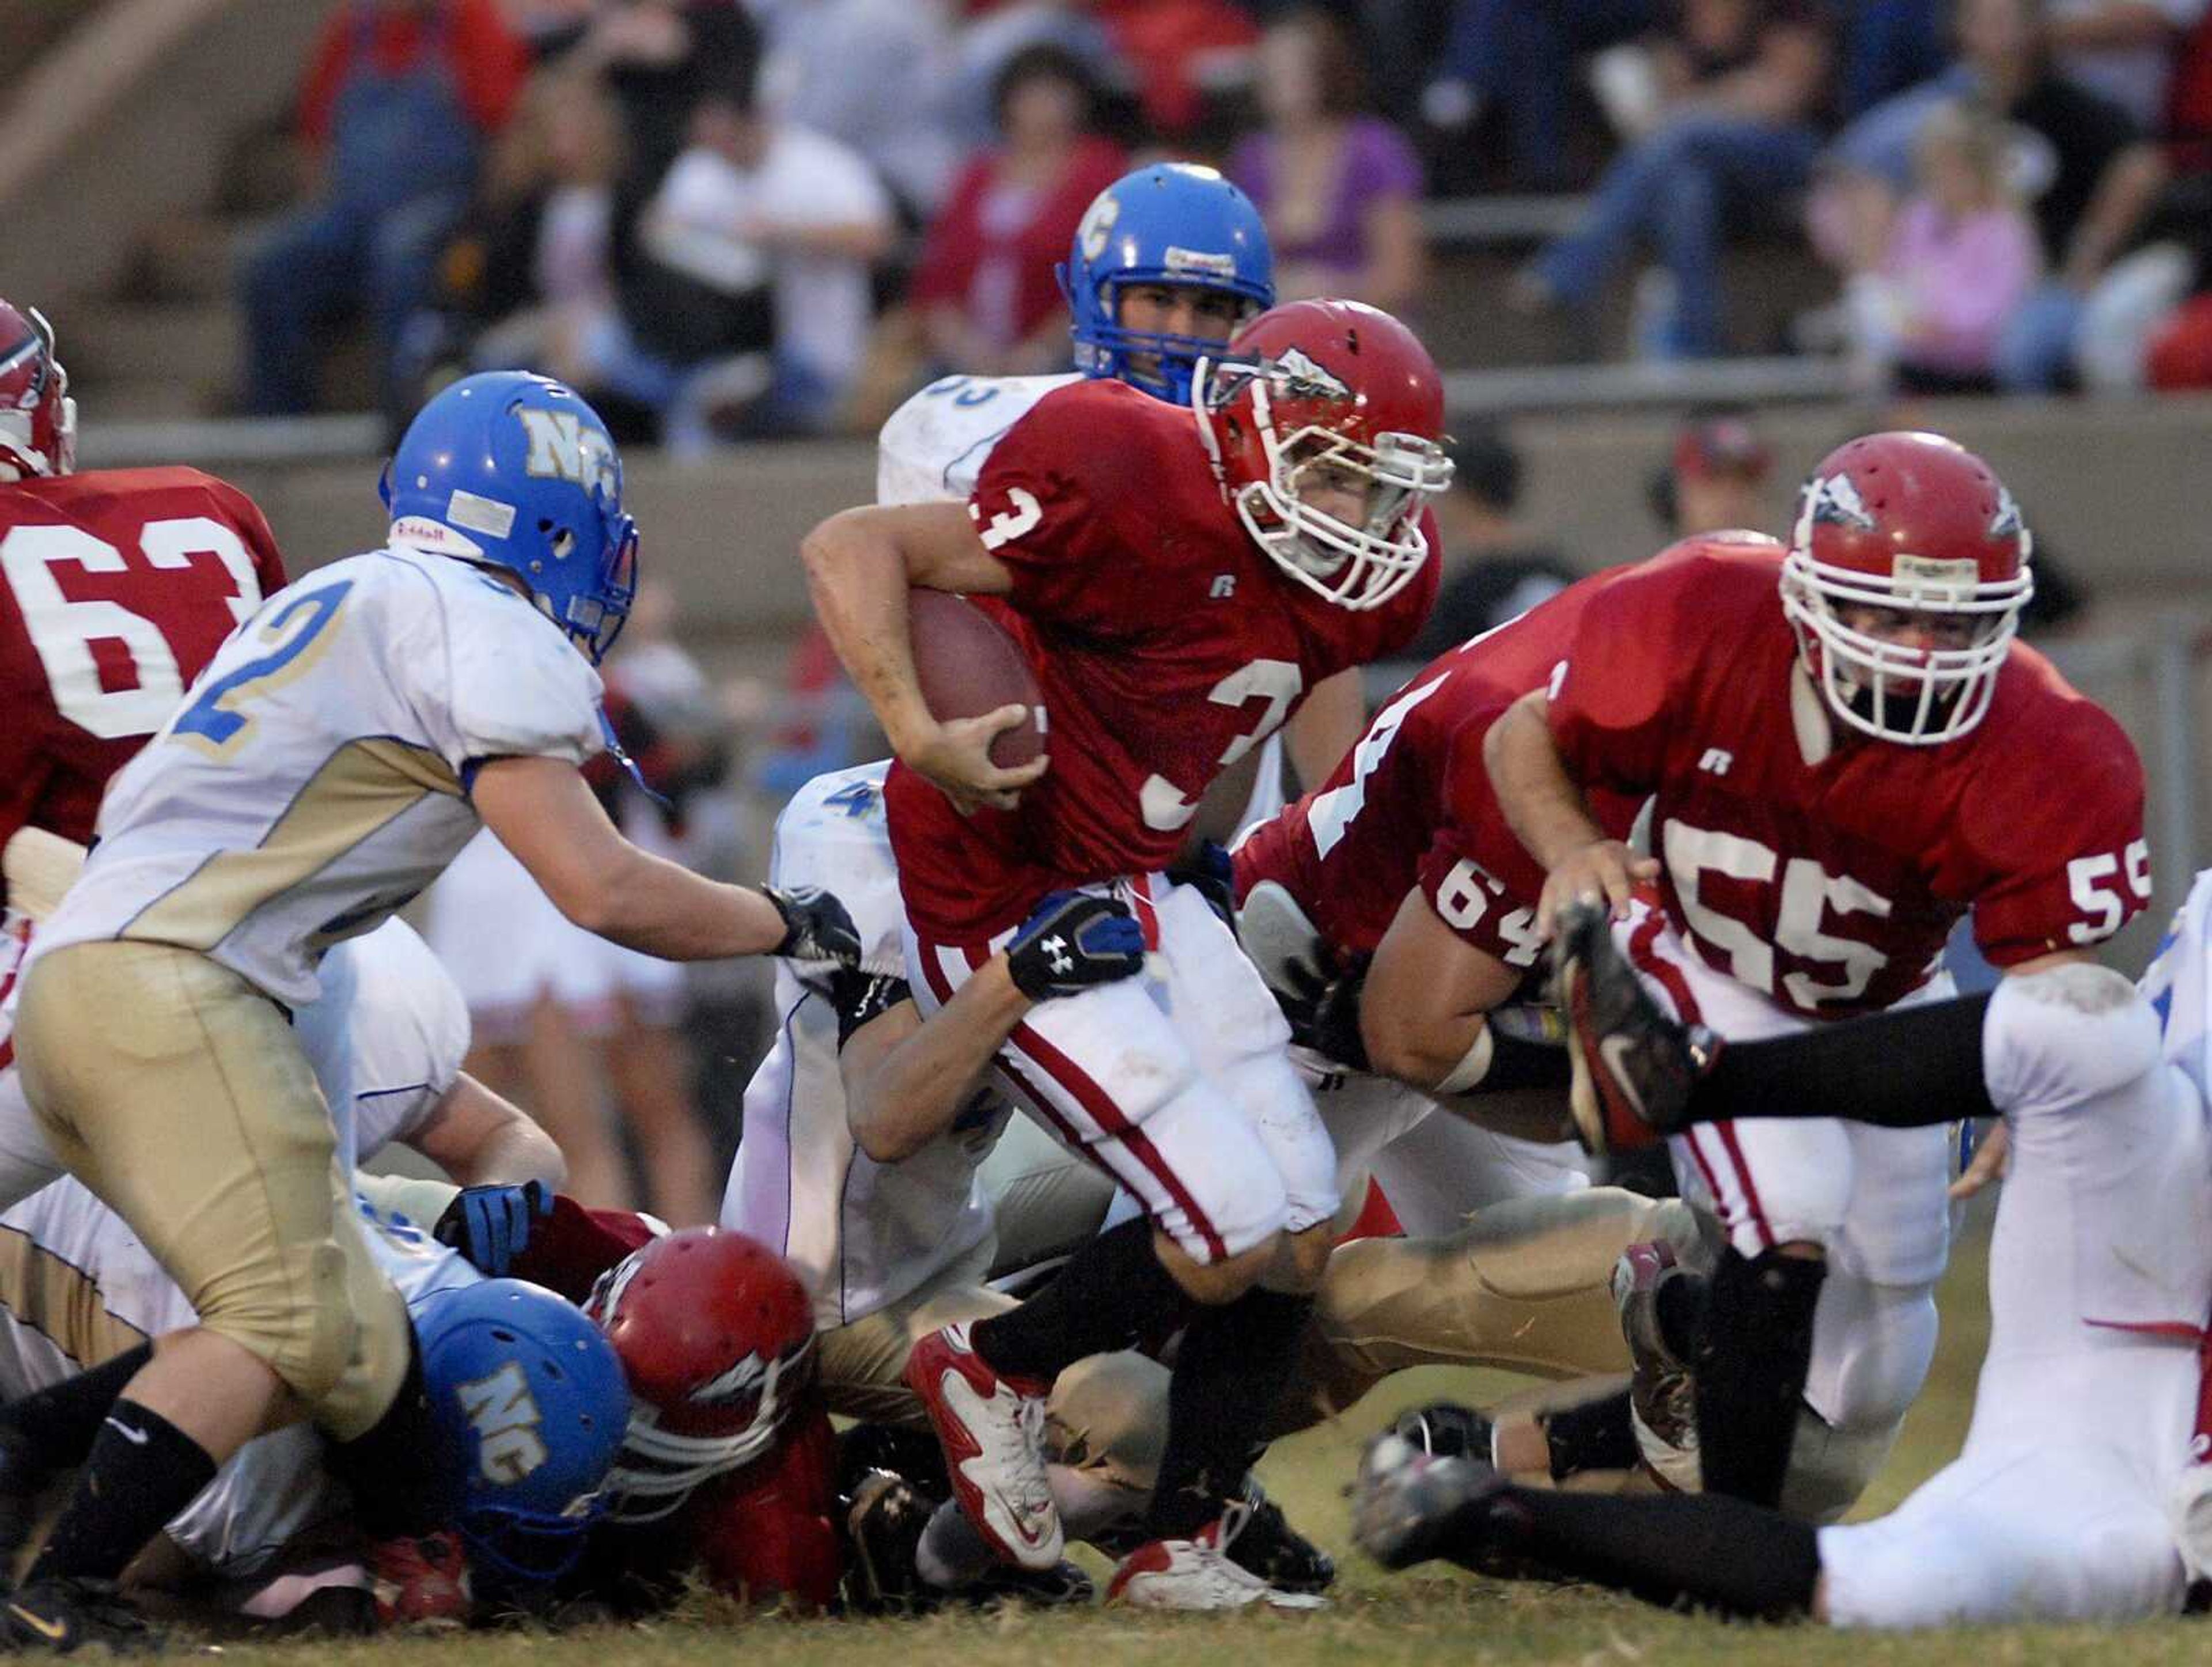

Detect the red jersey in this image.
[1233,565,1642,969]
[887,378,1437,939]
[1548,541,2146,1019]
[0,467,287,912]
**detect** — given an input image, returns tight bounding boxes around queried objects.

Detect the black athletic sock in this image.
[0,1342,153,1470]
[1655,1270,1708,1362]
[1692,1248,1825,1506]
[1691,992,1994,1128]
[1467,1029,1572,1094]
[26,1400,216,1583]
[1537,1389,1638,1481]
[1147,1288,1311,1539]
[324,1332,457,1539]
[1463,1486,1819,1619]
[969,1217,1192,1384]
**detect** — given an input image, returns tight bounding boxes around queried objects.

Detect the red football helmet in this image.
[583,1227,817,1521]
[1782,430,2032,745]
[0,300,75,482]
[1194,298,1452,612]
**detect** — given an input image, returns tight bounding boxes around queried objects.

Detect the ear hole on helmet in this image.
[492,1328,517,1343]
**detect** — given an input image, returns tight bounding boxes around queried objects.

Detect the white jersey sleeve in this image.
[2142,868,2212,1107]
[326,919,471,1165]
[876,373,1078,506]
[29,548,604,1007]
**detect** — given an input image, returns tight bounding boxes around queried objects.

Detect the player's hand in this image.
[1278,941,1372,1071]
[1536,839,1660,937]
[764,884,864,966]
[1005,891,1146,1000]
[1167,840,1236,933]
[1948,1119,2009,1200]
[435,1181,552,1276]
[904,707,1049,814]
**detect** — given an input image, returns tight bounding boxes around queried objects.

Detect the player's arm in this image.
[843,892,1145,1162]
[1485,690,1657,934]
[473,756,855,963]
[1283,668,1367,792]
[405,1072,567,1190]
[800,501,1046,813]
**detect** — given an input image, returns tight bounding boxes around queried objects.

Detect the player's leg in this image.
[12,945,446,1630]
[1365,1101,1589,1237]
[600,979,715,1227]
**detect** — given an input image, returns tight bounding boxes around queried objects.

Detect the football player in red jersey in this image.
[802,299,1452,1606]
[1486,431,2149,1517]
[0,298,287,1194]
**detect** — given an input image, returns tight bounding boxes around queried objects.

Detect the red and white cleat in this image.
[1107,1509,1329,1612]
[367,1530,472,1630]
[902,1322,1063,1570]
[1553,902,1717,1155]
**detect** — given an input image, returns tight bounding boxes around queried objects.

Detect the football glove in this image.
[764,884,864,966]
[1278,940,1372,1071]
[1006,891,1146,1001]
[434,1181,552,1276]
[1166,840,1236,933]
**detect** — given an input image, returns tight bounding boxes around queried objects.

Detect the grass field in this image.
[196,1218,2210,1665]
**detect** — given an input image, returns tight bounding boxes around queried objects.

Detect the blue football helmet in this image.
[380,372,639,663]
[415,1278,632,1585]
[1061,162,1275,404]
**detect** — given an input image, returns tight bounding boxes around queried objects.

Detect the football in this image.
[909,589,1047,768]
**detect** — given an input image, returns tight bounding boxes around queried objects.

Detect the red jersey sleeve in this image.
[199,473,289,596]
[967,382,1142,627]
[1962,696,2149,965]
[1414,714,1548,969]
[505,1196,658,1301]
[1544,552,1710,795]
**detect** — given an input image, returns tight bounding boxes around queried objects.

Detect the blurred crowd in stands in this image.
[237,0,2212,437]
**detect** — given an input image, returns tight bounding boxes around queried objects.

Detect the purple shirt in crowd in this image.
[1229,118,1422,279]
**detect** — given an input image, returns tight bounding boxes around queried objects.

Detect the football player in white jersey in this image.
[875,160,1368,819]
[5,372,857,1649]
[1356,890,2212,1626]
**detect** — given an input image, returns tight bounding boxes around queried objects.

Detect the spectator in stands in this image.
[909,44,1127,378]
[579,72,897,443]
[1647,403,1773,534]
[1516,0,1834,359]
[1816,0,2172,389]
[756,0,961,220]
[1847,100,2042,389]
[239,0,527,414]
[944,0,1122,150]
[1227,6,1426,311]
[2047,0,2208,128]
[1836,0,1953,117]
[1407,427,1578,659]
[1423,1,1663,191]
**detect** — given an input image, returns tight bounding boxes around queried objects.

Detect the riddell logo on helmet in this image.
[1164,246,1237,279]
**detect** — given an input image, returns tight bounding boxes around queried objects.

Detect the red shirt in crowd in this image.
[297,0,528,146]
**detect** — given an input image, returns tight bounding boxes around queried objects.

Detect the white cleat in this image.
[903,1323,1063,1569]
[1107,1507,1329,1612]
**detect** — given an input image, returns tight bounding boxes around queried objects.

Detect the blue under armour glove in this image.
[1006,891,1147,1000]
[434,1181,553,1276]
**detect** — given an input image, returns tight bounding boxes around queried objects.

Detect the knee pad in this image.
[1986,963,2161,1114]
[1046,1350,1169,1492]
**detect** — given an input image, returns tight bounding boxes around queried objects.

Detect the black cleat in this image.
[841,1469,937,1615]
[957,1558,1094,1608]
[1222,1477,1334,1595]
[1387,1402,1494,1465]
[1551,902,1717,1155]
[1351,1445,1512,1573]
[0,1577,160,1654]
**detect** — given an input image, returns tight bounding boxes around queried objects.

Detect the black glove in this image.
[434,1181,552,1276]
[1278,941,1372,1071]
[764,883,863,965]
[1006,891,1146,1000]
[1167,840,1237,934]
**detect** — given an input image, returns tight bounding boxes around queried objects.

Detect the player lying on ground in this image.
[1355,888,2212,1626]
[1482,433,2146,1519]
[3,370,859,1650]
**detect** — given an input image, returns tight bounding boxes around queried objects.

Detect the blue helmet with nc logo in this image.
[1060,162,1275,404]
[415,1278,632,1586]
[381,372,639,663]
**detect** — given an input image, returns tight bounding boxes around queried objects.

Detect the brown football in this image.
[908,589,1047,767]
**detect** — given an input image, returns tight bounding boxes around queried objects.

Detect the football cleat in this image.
[1387,1401,1495,1465]
[0,1577,157,1654]
[958,1558,1096,1609]
[902,1323,1063,1570]
[0,1422,52,1567]
[1224,1476,1334,1594]
[1552,902,1717,1154]
[1106,1506,1327,1612]
[841,1469,934,1615]
[367,1530,473,1630]
[1351,1449,1510,1573]
[1614,1243,1705,1492]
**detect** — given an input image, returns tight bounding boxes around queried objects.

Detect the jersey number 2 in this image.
[174,581,352,749]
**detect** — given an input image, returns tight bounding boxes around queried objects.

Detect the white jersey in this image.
[876,373,1078,506]
[31,545,603,1007]
[722,763,1007,1329]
